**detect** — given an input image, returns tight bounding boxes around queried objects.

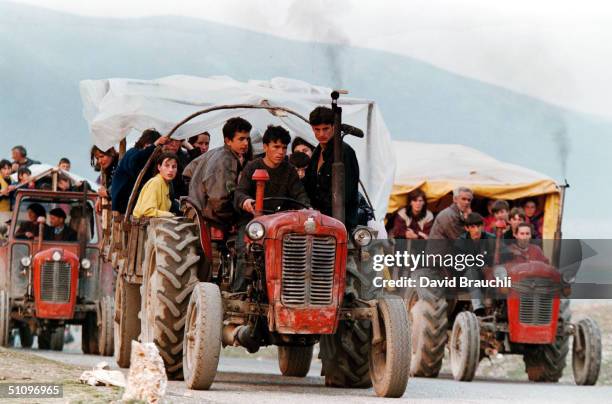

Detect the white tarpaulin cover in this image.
[79,75,395,220]
[10,164,99,192]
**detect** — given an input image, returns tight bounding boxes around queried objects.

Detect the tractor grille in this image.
[516,278,555,325]
[40,260,72,303]
[281,233,336,306]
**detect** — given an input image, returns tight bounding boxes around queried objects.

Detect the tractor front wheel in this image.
[97,296,114,356]
[450,311,480,381]
[572,317,602,385]
[278,345,314,377]
[369,297,410,398]
[183,282,222,390]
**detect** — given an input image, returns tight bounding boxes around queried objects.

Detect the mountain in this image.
[0,1,610,237]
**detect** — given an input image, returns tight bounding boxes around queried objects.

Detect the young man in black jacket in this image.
[232,125,310,292]
[303,106,360,231]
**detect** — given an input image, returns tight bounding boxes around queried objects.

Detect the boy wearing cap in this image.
[456,212,496,315]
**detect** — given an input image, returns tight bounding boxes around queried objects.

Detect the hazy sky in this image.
[12,0,612,119]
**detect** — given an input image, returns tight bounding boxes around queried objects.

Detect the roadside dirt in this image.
[0,347,122,403]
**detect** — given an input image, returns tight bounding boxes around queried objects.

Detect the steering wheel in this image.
[262,197,311,210]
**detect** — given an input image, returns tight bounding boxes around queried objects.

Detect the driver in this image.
[232,125,310,292]
[45,208,77,242]
[15,203,47,239]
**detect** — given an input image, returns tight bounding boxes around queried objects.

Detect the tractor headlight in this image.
[20,256,31,267]
[352,227,373,247]
[493,265,507,280]
[52,251,62,261]
[81,258,91,270]
[246,222,265,240]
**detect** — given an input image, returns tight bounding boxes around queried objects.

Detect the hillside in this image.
[0,1,610,236]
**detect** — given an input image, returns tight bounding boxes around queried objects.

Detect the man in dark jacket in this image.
[189,117,252,230]
[303,106,360,231]
[11,145,40,173]
[111,129,167,214]
[429,187,473,240]
[233,125,310,292]
[45,208,77,242]
[455,212,495,315]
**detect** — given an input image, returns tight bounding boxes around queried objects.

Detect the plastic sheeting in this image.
[80,75,396,221]
[389,140,561,238]
[10,164,99,192]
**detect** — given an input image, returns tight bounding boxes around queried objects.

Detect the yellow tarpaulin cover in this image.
[388,141,561,239]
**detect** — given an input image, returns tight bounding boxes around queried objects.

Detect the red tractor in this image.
[0,173,114,354]
[111,97,411,398]
[408,217,602,385]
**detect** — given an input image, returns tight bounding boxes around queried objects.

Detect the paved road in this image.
[30,349,611,404]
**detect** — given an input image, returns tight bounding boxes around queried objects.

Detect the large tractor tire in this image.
[141,218,200,380]
[572,317,602,385]
[450,311,480,381]
[114,277,141,367]
[39,326,65,351]
[319,319,372,389]
[0,290,10,347]
[369,297,410,398]
[183,282,223,390]
[524,299,570,382]
[278,345,314,377]
[409,294,449,377]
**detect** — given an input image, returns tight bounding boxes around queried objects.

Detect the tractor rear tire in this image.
[114,278,141,367]
[409,295,449,377]
[141,218,200,380]
[369,297,410,398]
[183,282,222,390]
[524,299,570,382]
[450,311,480,381]
[0,290,10,347]
[19,324,34,348]
[278,345,314,377]
[572,317,601,385]
[319,319,372,389]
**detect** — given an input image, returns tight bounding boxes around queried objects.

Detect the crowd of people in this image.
[85,107,361,291]
[0,145,75,223]
[2,111,549,272]
[387,187,544,242]
[387,186,548,315]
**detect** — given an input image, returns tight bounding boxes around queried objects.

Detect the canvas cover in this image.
[389,140,561,238]
[79,75,395,221]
